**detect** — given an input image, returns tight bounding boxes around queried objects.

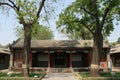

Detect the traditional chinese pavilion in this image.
[110,44,120,67]
[10,39,110,72]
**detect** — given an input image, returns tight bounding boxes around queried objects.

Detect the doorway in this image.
[51,53,70,68]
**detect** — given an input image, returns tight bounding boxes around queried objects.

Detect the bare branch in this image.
[37,0,46,18]
[43,6,50,27]
[0,2,15,10]
[8,0,19,10]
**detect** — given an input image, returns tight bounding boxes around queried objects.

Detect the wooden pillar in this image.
[48,53,51,68]
[70,52,72,68]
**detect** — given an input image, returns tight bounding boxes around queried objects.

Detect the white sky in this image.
[0,0,120,46]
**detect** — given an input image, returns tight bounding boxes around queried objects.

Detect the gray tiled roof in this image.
[0,48,10,54]
[110,44,120,54]
[11,39,109,49]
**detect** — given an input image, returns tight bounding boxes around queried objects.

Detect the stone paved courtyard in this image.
[42,73,79,80]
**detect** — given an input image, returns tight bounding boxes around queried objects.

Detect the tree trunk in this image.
[90,30,103,77]
[22,24,31,77]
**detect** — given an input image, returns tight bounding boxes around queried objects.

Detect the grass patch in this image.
[79,72,120,78]
[79,72,90,78]
[0,72,7,77]
[11,73,21,77]
[0,72,44,78]
[100,72,111,77]
[100,72,120,77]
[0,72,21,77]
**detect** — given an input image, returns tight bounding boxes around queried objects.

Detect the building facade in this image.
[110,44,120,67]
[0,48,10,70]
[10,39,110,72]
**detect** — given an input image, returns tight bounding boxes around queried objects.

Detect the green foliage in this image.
[110,42,117,47]
[57,0,120,40]
[15,23,54,40]
[31,23,54,40]
[0,0,50,77]
[65,29,93,40]
[16,0,37,23]
[57,1,120,76]
[57,20,93,40]
[56,4,93,40]
[117,37,120,44]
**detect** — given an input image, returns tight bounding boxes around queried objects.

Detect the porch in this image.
[31,49,91,68]
[12,49,91,72]
[10,40,109,73]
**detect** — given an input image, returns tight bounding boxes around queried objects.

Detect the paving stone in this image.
[42,73,79,80]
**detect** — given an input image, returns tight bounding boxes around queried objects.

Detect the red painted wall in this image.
[13,50,32,67]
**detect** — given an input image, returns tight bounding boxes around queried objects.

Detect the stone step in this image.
[50,68,71,73]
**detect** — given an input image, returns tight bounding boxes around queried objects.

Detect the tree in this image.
[65,28,93,40]
[0,0,46,77]
[117,37,120,44]
[110,42,117,47]
[15,24,54,40]
[57,12,93,40]
[57,0,120,76]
